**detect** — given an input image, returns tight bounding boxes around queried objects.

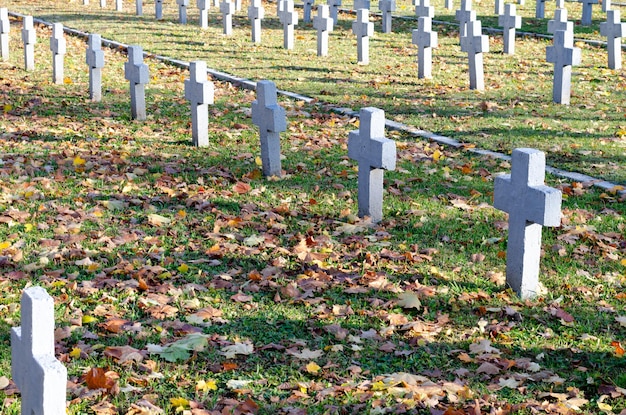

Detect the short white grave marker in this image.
[11,286,68,415]
[197,0,210,28]
[100,0,106,8]
[352,9,374,64]
[252,80,286,177]
[21,16,36,71]
[248,0,264,43]
[446,0,453,10]
[348,107,396,224]
[185,61,214,147]
[280,0,298,50]
[116,0,123,11]
[461,19,488,90]
[455,0,476,42]
[415,0,434,19]
[579,0,597,26]
[0,8,10,62]
[178,0,190,23]
[124,45,149,120]
[155,0,164,19]
[494,0,503,15]
[328,0,342,24]
[86,33,105,102]
[498,3,521,55]
[303,0,315,22]
[412,16,437,78]
[50,23,66,84]
[602,0,611,12]
[535,0,546,18]
[355,0,371,10]
[379,0,396,33]
[313,4,334,56]
[136,0,143,15]
[221,0,235,35]
[546,29,581,104]
[84,0,89,5]
[547,7,573,34]
[600,9,625,70]
[494,148,562,299]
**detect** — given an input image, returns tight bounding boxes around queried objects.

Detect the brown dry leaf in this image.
[547,306,575,323]
[84,367,118,391]
[476,362,501,375]
[147,213,171,227]
[127,399,165,414]
[103,346,144,364]
[232,182,252,194]
[146,305,179,319]
[397,291,421,310]
[231,292,253,302]
[193,306,223,320]
[90,401,117,415]
[469,339,500,355]
[287,348,324,359]
[101,318,131,334]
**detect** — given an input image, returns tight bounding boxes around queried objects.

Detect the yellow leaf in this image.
[69,347,82,358]
[305,361,321,374]
[371,380,387,391]
[0,241,10,250]
[24,223,34,232]
[63,77,73,84]
[255,156,263,166]
[598,402,612,412]
[82,315,97,324]
[73,156,86,166]
[177,209,186,218]
[3,104,13,112]
[169,397,189,409]
[177,263,189,273]
[196,379,218,392]
[432,149,442,162]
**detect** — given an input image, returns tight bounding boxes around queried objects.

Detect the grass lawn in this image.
[0,2,626,414]
[2,0,626,185]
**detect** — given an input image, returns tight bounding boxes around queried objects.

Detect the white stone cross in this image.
[600,9,625,70]
[280,0,298,50]
[84,0,89,5]
[100,0,106,8]
[415,0,434,19]
[455,0,475,42]
[155,0,164,19]
[328,0,342,25]
[579,0,598,26]
[547,7,572,34]
[198,0,210,28]
[355,0,371,10]
[495,0,503,15]
[546,29,581,104]
[86,33,105,102]
[185,61,214,147]
[412,16,437,79]
[499,4,521,54]
[252,80,287,177]
[535,0,546,18]
[124,45,149,120]
[177,0,190,23]
[235,0,242,12]
[348,107,396,224]
[136,0,143,15]
[11,286,68,415]
[21,16,36,71]
[50,23,66,85]
[461,19,488,90]
[445,0,453,10]
[602,0,611,12]
[303,0,315,22]
[116,0,123,11]
[221,0,235,35]
[314,4,334,56]
[555,0,564,8]
[248,0,264,43]
[494,148,562,299]
[379,0,396,33]
[277,0,286,18]
[352,9,374,64]
[0,8,10,62]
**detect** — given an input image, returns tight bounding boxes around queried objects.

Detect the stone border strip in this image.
[6,10,625,196]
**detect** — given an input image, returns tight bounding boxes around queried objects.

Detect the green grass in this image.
[0,5,625,415]
[2,0,625,185]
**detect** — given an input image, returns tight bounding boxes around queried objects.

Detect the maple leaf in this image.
[220,342,254,359]
[476,362,500,375]
[84,367,118,391]
[226,379,254,390]
[196,379,218,392]
[147,333,209,362]
[232,182,251,194]
[147,213,171,227]
[305,361,321,374]
[397,291,421,310]
[169,397,189,410]
[498,377,520,389]
[103,346,144,364]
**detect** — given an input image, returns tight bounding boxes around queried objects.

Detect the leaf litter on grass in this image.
[0,12,625,415]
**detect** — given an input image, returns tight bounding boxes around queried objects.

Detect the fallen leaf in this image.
[397,291,421,310]
[287,348,324,359]
[305,361,321,374]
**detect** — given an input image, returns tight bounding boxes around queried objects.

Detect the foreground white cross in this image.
[252,80,287,177]
[11,286,67,415]
[124,45,150,120]
[0,8,9,61]
[185,61,214,147]
[348,107,396,224]
[86,33,105,102]
[50,23,66,84]
[494,149,562,299]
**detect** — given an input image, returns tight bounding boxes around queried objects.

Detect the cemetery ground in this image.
[3,0,626,185]
[0,6,625,415]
